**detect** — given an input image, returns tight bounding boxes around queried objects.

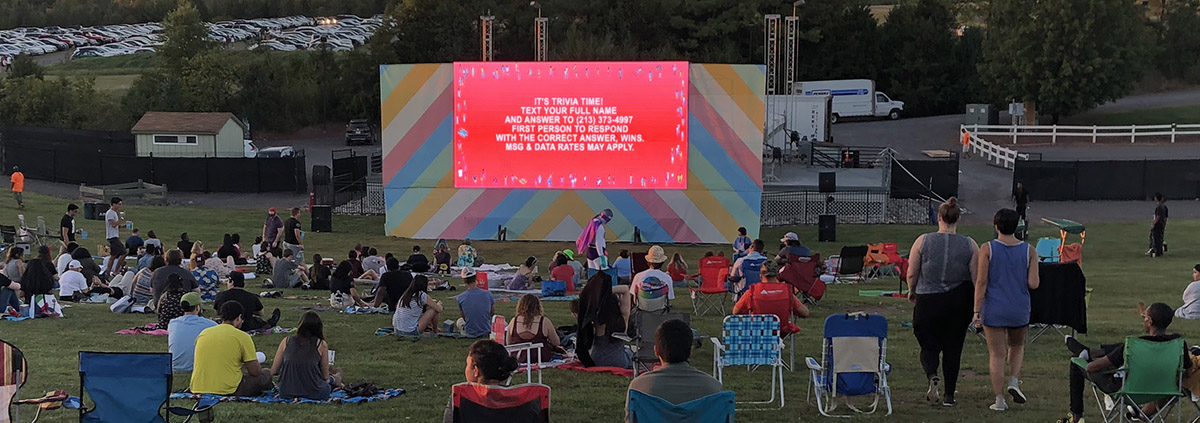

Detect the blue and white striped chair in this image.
[710,314,785,409]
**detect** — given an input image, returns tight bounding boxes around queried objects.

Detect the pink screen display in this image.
[452,61,688,190]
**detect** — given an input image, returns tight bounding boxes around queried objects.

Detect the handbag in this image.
[110,295,134,313]
[329,291,353,308]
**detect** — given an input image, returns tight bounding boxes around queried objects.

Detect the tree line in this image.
[1,0,1197,132]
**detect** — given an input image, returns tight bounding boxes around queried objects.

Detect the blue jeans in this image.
[0,287,21,312]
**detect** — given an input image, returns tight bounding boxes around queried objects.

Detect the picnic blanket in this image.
[375,327,486,340]
[513,359,640,378]
[452,264,517,273]
[117,323,294,336]
[117,323,168,335]
[169,387,404,405]
[493,294,579,303]
[299,306,390,315]
[282,295,324,301]
[3,315,32,322]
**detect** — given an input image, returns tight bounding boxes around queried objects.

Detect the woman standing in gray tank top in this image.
[906,197,978,407]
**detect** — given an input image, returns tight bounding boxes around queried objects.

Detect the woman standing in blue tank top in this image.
[974,208,1040,412]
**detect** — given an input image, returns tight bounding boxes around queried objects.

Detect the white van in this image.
[797,79,904,123]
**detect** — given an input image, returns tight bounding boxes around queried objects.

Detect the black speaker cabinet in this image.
[819,172,836,193]
[311,206,333,232]
[819,214,836,242]
[312,165,331,185]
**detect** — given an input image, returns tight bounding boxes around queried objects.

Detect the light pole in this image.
[786,0,803,95]
[532,1,547,61]
[480,12,494,61]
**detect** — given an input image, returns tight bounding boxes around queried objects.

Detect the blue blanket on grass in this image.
[170,388,404,404]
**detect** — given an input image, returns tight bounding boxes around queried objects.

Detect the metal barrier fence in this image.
[761,189,934,226]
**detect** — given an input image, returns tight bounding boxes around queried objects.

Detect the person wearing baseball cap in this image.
[455,267,494,337]
[631,246,676,313]
[168,292,217,372]
[561,249,585,290]
[778,232,812,261]
[729,239,768,294]
[731,259,809,334]
[263,207,284,249]
[59,259,112,301]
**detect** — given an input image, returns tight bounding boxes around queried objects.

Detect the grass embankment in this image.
[1,191,1197,422]
[1068,104,1200,126]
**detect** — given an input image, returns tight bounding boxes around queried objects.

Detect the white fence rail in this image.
[961,125,1025,169]
[963,123,1200,144]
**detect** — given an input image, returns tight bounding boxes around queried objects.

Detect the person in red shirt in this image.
[732,259,809,334]
[550,254,576,292]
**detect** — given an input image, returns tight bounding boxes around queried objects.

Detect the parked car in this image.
[256,146,296,158]
[345,119,376,145]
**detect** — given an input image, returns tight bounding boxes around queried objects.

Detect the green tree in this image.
[180,50,239,111]
[879,0,970,116]
[158,0,214,71]
[982,0,1150,122]
[7,55,44,80]
[1157,0,1200,83]
[793,0,884,84]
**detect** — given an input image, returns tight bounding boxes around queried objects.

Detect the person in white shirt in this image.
[56,242,78,275]
[1176,265,1200,320]
[631,246,676,313]
[59,260,111,300]
[102,197,127,277]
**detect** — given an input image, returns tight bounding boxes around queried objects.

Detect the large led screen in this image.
[453,61,688,190]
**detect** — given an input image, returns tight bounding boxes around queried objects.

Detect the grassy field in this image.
[2,191,1198,422]
[1067,104,1200,126]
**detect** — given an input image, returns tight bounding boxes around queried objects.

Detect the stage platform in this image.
[763,164,886,191]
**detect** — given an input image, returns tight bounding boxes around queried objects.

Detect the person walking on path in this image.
[975,208,1040,411]
[10,166,24,209]
[1148,192,1168,257]
[907,197,979,407]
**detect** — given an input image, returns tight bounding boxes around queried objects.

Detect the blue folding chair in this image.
[806,313,892,417]
[710,314,785,409]
[1036,237,1062,263]
[77,352,215,423]
[626,390,735,423]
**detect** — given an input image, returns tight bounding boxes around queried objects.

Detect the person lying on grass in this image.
[1059,302,1191,423]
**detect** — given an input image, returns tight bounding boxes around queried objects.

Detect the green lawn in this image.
[2,191,1197,422]
[1068,104,1200,126]
[42,54,157,76]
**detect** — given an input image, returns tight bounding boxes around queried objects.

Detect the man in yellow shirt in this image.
[191,302,272,396]
[10,166,23,209]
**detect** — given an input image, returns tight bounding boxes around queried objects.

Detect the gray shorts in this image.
[284,242,303,262]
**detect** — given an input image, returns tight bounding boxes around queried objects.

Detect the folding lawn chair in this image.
[779,253,823,305]
[689,265,730,317]
[77,352,214,423]
[1072,336,1185,423]
[2,339,26,423]
[806,313,892,417]
[710,314,785,409]
[625,312,690,377]
[451,382,550,423]
[492,316,545,385]
[626,390,735,423]
[832,246,868,283]
[1036,237,1062,263]
[734,282,805,371]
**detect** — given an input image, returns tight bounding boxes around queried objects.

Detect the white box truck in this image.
[766,94,831,147]
[796,79,904,124]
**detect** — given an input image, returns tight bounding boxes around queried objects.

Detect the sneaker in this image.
[990,397,1008,411]
[1055,413,1084,423]
[1008,381,1027,404]
[941,395,956,407]
[925,376,941,404]
[1066,335,1087,358]
[266,308,281,328]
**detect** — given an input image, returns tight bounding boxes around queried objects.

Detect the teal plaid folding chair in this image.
[626,390,734,423]
[1072,336,1185,423]
[710,314,785,409]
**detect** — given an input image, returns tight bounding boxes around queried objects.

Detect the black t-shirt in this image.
[329,275,352,294]
[60,214,75,242]
[177,240,194,255]
[0,273,11,289]
[1154,204,1169,230]
[378,270,414,311]
[216,244,238,260]
[1013,188,1030,207]
[284,218,302,245]
[1105,333,1190,369]
[214,288,264,324]
[309,265,331,290]
[407,254,430,273]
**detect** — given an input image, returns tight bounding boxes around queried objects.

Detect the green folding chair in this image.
[1071,336,1185,423]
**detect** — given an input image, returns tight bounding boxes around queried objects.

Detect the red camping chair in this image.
[690,263,730,317]
[451,382,550,423]
[882,243,902,264]
[734,282,803,370]
[779,253,824,305]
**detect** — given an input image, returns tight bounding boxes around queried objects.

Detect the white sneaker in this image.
[925,376,941,404]
[990,397,1008,411]
[1008,382,1027,404]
